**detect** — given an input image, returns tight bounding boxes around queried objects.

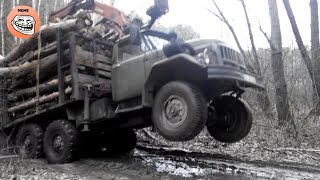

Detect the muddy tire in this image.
[207,96,252,143]
[152,81,207,141]
[44,120,80,164]
[16,123,43,159]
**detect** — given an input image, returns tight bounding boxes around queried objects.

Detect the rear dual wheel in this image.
[16,120,136,163]
[43,120,80,164]
[16,120,80,164]
[16,123,44,159]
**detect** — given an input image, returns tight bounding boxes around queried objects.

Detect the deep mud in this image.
[1,145,320,180]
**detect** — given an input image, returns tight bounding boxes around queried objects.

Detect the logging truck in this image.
[0,0,263,164]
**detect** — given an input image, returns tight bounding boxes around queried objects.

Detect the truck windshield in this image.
[118,33,170,61]
[142,35,169,52]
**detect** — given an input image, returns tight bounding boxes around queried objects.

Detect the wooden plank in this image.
[57,28,65,104]
[75,46,112,68]
[77,61,112,72]
[97,62,112,71]
[70,33,80,99]
[97,70,111,79]
[78,73,111,85]
[77,65,111,78]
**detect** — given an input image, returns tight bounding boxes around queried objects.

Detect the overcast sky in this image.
[112,0,312,50]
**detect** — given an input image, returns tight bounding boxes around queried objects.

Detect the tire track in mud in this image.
[135,145,320,179]
[1,145,320,179]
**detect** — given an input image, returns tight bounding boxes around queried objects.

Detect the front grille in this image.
[219,46,244,68]
[219,46,241,64]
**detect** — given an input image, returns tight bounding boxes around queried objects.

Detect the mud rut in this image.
[1,144,320,180]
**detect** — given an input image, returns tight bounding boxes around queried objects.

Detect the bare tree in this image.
[19,0,32,7]
[0,1,3,55]
[172,24,200,41]
[1,0,15,57]
[283,0,320,114]
[34,0,39,11]
[209,0,273,118]
[39,0,47,25]
[267,0,293,126]
[240,0,261,78]
[310,0,320,108]
[54,0,66,11]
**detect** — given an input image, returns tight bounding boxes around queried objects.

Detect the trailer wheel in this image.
[207,96,253,143]
[16,123,43,159]
[44,120,80,164]
[152,81,207,141]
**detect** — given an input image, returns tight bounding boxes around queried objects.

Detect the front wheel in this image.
[207,96,253,143]
[152,81,207,141]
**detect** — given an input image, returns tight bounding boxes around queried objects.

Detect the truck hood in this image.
[185,39,236,52]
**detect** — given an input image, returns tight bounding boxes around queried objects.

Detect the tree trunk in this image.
[39,0,47,25]
[54,0,65,11]
[0,1,3,55]
[1,0,15,57]
[310,0,320,114]
[19,0,33,7]
[240,0,262,78]
[240,0,274,119]
[268,0,293,127]
[210,0,274,117]
[34,0,40,11]
[283,0,320,112]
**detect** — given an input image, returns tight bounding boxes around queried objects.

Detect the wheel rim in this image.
[220,111,236,129]
[163,95,188,127]
[52,134,64,155]
[21,134,33,157]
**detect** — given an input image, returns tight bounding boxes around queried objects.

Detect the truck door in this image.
[111,40,146,102]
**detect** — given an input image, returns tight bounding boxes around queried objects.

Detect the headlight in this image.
[196,48,210,65]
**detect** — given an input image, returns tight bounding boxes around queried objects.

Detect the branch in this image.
[209,0,255,74]
[207,9,224,22]
[259,25,275,50]
[240,0,262,77]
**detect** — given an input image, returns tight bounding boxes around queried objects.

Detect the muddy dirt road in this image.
[1,145,320,180]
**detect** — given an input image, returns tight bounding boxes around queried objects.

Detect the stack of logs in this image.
[0,12,118,117]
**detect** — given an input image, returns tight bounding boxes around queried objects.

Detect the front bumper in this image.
[207,66,264,89]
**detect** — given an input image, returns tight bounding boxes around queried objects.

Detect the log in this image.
[0,67,19,77]
[75,46,112,67]
[7,75,72,102]
[9,40,69,66]
[0,19,87,66]
[3,50,70,88]
[8,87,72,113]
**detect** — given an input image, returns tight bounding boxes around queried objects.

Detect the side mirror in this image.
[147,0,169,19]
